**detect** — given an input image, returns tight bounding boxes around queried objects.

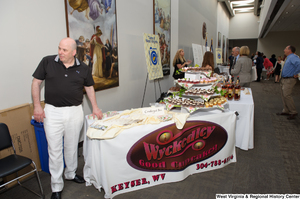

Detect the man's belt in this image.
[282,77,294,79]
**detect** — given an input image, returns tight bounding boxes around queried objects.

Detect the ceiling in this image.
[269,0,300,32]
[219,0,300,37]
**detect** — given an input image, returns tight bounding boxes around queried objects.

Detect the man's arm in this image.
[84,85,103,119]
[293,56,300,78]
[31,78,45,123]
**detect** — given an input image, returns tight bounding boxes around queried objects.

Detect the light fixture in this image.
[231,0,254,4]
[286,11,289,14]
[234,7,254,12]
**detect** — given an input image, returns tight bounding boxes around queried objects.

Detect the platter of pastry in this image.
[164,96,227,113]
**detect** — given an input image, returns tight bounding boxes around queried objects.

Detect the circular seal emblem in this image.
[218,53,221,59]
[151,50,158,65]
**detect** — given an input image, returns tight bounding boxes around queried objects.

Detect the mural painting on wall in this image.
[154,0,171,76]
[64,0,119,92]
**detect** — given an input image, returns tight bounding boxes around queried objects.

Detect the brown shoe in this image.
[287,114,298,120]
[276,112,289,116]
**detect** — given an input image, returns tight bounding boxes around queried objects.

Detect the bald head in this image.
[58,38,77,65]
[232,47,240,57]
[60,37,77,50]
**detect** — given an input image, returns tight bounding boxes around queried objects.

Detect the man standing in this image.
[230,47,240,75]
[276,45,300,120]
[31,38,103,199]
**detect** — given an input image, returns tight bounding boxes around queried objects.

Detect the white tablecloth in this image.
[179,88,254,150]
[83,111,237,198]
[218,65,230,74]
[227,88,254,150]
[251,66,257,81]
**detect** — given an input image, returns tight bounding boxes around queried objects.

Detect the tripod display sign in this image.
[143,33,163,80]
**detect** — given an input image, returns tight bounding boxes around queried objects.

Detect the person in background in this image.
[228,48,233,64]
[255,51,264,82]
[253,51,258,62]
[272,56,284,83]
[108,42,118,78]
[231,46,252,87]
[172,49,191,79]
[229,46,240,75]
[90,26,105,78]
[276,45,300,120]
[269,54,277,68]
[263,55,274,80]
[104,39,112,77]
[201,51,214,72]
[75,36,85,47]
[83,38,90,49]
[269,54,277,78]
[31,38,103,199]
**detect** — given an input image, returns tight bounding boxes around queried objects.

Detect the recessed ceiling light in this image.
[291,5,295,7]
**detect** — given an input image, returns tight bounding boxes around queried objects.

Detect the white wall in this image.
[217,2,230,62]
[257,31,300,58]
[217,3,230,41]
[178,0,217,54]
[177,1,229,66]
[0,0,178,115]
[0,1,67,110]
[229,12,259,39]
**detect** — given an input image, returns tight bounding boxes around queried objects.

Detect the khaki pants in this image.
[280,78,297,114]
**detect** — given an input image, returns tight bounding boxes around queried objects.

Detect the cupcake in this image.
[205,102,209,108]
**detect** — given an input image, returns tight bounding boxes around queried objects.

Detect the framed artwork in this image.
[222,35,226,64]
[226,38,229,64]
[64,0,119,92]
[218,32,221,48]
[154,0,171,76]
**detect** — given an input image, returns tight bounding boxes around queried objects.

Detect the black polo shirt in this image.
[33,55,94,107]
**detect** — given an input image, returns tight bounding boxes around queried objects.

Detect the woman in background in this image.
[201,51,214,72]
[263,55,274,80]
[272,56,284,83]
[255,52,264,82]
[172,49,191,79]
[231,46,252,87]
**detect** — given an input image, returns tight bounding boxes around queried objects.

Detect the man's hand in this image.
[33,106,45,123]
[92,107,103,120]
